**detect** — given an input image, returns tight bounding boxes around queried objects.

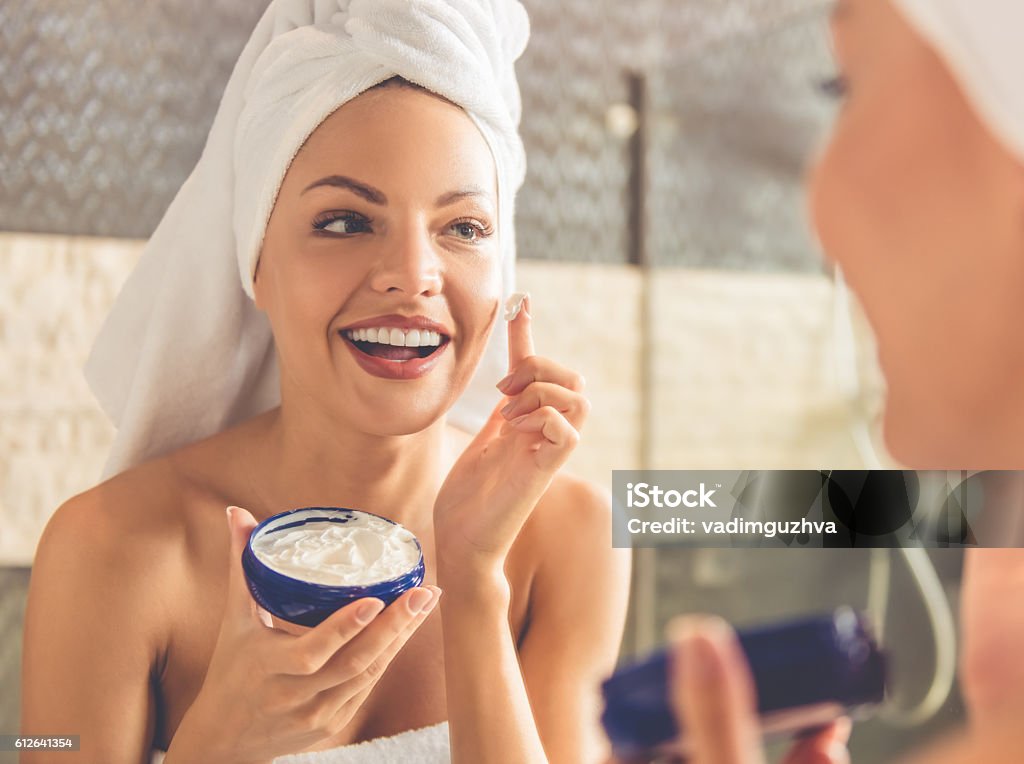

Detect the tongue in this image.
[363,344,420,361]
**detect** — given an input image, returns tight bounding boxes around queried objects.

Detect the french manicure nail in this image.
[680,628,715,684]
[355,598,384,625]
[684,618,733,684]
[408,588,434,614]
[422,591,442,614]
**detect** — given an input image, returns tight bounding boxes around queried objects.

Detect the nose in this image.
[369,221,443,297]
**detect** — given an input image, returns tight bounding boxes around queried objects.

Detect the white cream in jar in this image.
[251,511,420,586]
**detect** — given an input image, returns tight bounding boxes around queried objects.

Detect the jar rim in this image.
[244,506,424,592]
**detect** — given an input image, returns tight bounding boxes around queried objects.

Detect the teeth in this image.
[344,327,444,347]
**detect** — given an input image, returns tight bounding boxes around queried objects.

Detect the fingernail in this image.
[496,373,514,392]
[501,400,517,417]
[355,598,384,625]
[509,413,530,428]
[423,588,443,614]
[672,617,729,685]
[408,588,434,614]
[680,629,715,684]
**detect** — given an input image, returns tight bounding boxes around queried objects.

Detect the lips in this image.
[338,314,451,381]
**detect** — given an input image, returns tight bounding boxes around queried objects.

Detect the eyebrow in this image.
[435,186,493,208]
[302,175,387,204]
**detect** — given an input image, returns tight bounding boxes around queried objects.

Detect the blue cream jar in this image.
[242,507,425,627]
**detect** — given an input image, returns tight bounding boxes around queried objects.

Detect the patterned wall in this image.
[1,0,837,269]
[0,0,265,239]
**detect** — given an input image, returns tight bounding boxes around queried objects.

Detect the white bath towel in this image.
[84,0,529,477]
[893,0,1024,162]
[150,721,450,764]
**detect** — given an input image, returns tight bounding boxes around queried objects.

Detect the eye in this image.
[817,75,848,100]
[313,211,373,235]
[448,218,493,243]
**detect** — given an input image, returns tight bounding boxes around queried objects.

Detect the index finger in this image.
[280,597,387,675]
[670,615,766,764]
[505,292,535,371]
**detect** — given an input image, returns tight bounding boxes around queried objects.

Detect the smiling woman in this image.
[255,80,502,410]
[18,2,630,763]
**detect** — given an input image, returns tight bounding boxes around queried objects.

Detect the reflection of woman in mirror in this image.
[664,1,1024,761]
[20,2,630,762]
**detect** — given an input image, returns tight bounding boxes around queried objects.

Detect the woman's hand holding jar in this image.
[164,507,439,764]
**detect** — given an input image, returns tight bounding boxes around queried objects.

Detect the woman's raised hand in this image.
[433,294,590,572]
[637,616,850,764]
[165,506,440,764]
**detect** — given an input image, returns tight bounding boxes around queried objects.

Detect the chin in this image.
[880,390,977,470]
[347,401,451,438]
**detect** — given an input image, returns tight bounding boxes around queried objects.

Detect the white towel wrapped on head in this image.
[85,0,529,478]
[892,0,1024,162]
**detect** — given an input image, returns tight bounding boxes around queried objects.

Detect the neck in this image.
[245,400,456,530]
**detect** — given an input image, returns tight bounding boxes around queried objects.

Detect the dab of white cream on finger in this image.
[504,292,529,322]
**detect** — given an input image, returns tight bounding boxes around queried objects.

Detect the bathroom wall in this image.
[0,0,964,761]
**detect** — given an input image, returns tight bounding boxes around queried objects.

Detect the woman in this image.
[19,1,630,762]
[663,0,1024,761]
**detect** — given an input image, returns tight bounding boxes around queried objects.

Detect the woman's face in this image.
[254,84,501,436]
[809,0,1024,466]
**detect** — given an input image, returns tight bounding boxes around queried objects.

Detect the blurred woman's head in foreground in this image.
[808,0,1024,468]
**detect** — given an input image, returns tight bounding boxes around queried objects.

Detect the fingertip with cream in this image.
[504,291,529,321]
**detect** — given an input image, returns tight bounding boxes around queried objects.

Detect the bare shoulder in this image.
[38,412,260,576]
[530,471,613,539]
[32,456,190,624]
[20,458,195,754]
[518,471,628,575]
[41,456,185,555]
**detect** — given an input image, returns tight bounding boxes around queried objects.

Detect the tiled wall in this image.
[0,231,889,565]
[1,0,837,272]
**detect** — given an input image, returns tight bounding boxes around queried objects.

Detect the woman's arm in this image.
[439,478,629,764]
[517,480,631,763]
[437,564,545,763]
[20,495,168,763]
[435,295,616,763]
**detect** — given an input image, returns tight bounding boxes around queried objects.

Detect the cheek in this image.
[261,251,363,362]
[809,119,897,326]
[447,257,502,354]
